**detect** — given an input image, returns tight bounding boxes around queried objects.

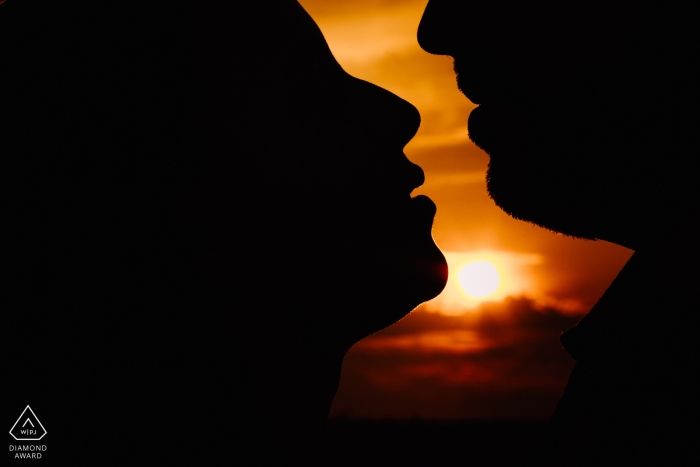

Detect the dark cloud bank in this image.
[330,297,583,420]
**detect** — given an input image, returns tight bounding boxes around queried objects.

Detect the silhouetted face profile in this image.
[203,1,447,349]
[5,1,445,462]
[417,4,700,464]
[418,2,699,249]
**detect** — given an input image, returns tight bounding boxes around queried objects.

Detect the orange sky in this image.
[298,0,633,420]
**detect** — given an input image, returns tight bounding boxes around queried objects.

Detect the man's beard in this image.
[483,146,602,242]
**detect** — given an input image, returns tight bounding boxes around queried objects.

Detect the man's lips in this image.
[453,56,522,106]
[468,104,529,156]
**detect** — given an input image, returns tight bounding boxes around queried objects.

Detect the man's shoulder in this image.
[559,250,698,375]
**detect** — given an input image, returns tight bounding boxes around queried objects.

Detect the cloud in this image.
[330,297,581,419]
[301,0,427,64]
[359,330,487,354]
[301,0,427,19]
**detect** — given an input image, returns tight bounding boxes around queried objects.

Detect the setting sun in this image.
[458,261,500,298]
[425,250,542,314]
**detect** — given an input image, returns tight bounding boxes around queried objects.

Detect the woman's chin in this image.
[399,246,448,305]
[366,246,448,332]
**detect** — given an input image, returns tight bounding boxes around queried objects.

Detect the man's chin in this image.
[486,167,598,241]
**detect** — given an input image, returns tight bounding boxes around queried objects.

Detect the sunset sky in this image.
[298,0,633,420]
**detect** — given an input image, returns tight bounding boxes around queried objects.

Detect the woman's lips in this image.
[402,195,438,238]
[379,195,436,234]
[409,194,437,217]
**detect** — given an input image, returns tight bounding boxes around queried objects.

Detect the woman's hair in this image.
[3,2,200,379]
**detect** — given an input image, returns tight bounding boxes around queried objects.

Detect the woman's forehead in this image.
[265,1,340,70]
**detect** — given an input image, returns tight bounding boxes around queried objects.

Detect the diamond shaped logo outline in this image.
[9,405,47,441]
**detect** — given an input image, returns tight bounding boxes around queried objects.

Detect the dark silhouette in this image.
[2,1,446,464]
[418,1,699,465]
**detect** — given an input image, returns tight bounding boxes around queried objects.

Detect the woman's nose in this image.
[389,94,421,152]
[341,74,424,193]
[348,76,420,150]
[406,159,426,191]
[374,86,425,192]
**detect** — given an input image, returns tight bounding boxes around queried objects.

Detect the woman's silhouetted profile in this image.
[2,1,446,464]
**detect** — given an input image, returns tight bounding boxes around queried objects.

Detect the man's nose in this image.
[419,1,500,57]
[418,0,457,56]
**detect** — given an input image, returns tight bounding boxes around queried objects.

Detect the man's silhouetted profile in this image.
[419,1,699,465]
[2,1,446,464]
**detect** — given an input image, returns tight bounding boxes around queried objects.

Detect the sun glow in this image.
[458,261,500,298]
[425,250,543,315]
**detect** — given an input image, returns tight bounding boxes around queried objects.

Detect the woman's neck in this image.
[241,322,347,462]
